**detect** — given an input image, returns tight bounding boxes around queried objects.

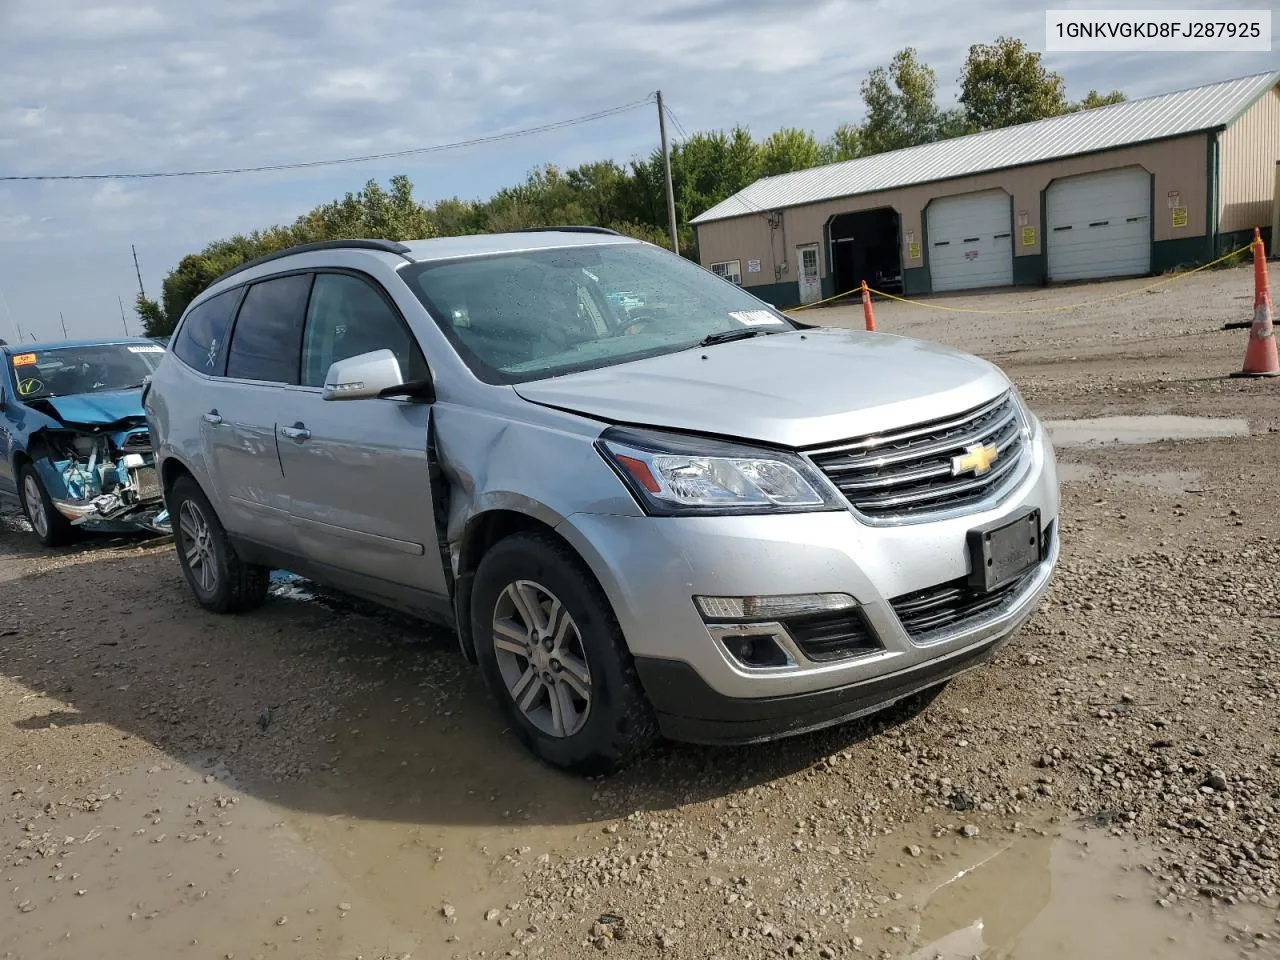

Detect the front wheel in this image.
[471,531,657,774]
[169,476,269,614]
[18,464,77,547]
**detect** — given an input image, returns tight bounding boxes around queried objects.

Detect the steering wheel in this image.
[617,314,659,337]
[17,377,43,398]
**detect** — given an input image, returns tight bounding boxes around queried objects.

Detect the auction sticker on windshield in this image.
[128,345,164,353]
[730,310,786,327]
[12,353,37,366]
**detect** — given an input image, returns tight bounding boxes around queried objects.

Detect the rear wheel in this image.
[18,464,77,547]
[169,476,269,613]
[471,531,657,774]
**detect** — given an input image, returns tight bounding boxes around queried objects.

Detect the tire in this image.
[169,475,269,614]
[18,463,78,548]
[471,530,657,774]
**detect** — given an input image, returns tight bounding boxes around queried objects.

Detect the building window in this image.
[711,259,742,285]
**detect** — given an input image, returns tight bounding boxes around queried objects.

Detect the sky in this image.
[0,0,1276,343]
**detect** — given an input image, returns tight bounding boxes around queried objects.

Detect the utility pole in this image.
[132,244,146,300]
[656,90,679,256]
[59,311,68,339]
[118,297,130,336]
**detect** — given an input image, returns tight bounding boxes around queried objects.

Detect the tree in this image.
[757,128,823,177]
[860,48,944,155]
[821,123,862,163]
[958,36,1068,130]
[1069,89,1127,112]
[144,176,438,334]
[135,294,168,338]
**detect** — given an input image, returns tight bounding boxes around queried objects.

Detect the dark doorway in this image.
[829,208,903,297]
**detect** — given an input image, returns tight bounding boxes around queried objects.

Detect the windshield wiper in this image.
[698,328,766,347]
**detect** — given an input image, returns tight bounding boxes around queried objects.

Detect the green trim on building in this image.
[1012,254,1045,286]
[741,280,799,308]
[902,267,930,296]
[1219,227,1272,257]
[1153,235,1214,273]
[820,274,836,300]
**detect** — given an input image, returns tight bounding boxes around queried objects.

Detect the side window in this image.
[172,289,240,375]
[225,274,313,384]
[300,273,427,388]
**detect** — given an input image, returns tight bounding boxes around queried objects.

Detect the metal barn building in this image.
[691,71,1280,307]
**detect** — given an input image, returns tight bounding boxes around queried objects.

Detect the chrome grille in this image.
[806,392,1029,522]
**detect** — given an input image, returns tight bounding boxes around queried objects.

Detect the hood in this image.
[513,327,1010,448]
[38,389,146,427]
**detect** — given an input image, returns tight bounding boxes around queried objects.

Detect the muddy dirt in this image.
[3,264,1280,959]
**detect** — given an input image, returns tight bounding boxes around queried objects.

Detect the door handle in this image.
[203,411,223,425]
[280,423,311,442]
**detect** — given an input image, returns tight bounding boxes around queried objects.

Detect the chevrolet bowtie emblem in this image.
[951,443,999,477]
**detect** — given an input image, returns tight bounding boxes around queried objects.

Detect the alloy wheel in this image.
[178,499,218,593]
[491,579,593,738]
[22,475,48,540]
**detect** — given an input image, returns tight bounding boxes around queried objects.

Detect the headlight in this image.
[1009,384,1036,440]
[596,426,843,516]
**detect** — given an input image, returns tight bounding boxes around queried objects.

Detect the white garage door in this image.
[926,190,1013,292]
[1047,168,1151,282]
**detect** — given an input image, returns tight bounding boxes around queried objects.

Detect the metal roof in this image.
[691,71,1280,225]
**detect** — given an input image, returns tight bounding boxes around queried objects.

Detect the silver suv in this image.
[145,229,1059,773]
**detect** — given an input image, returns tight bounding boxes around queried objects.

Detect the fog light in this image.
[721,633,793,668]
[695,593,857,621]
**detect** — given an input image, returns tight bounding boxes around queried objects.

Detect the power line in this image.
[1,95,657,182]
[663,104,691,142]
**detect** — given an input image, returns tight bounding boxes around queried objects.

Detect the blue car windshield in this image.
[9,344,164,400]
[400,242,797,384]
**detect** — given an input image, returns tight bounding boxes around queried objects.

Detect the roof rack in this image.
[514,226,622,236]
[212,239,415,285]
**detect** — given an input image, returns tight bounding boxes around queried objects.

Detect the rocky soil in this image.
[3,264,1279,959]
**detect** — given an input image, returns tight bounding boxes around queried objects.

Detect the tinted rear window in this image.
[225,274,313,384]
[173,289,240,375]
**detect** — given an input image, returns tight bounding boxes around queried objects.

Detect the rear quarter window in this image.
[172,290,241,375]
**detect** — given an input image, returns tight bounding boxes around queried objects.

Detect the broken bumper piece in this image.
[51,495,171,534]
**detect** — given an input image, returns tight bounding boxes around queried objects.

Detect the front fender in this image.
[431,401,641,565]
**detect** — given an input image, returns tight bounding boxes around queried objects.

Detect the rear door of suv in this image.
[200,272,313,549]
[274,269,449,602]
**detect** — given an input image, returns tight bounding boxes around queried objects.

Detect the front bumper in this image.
[555,427,1059,744]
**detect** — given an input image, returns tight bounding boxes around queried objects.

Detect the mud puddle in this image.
[1044,415,1249,448]
[2,689,597,959]
[1056,462,1210,494]
[863,820,1273,959]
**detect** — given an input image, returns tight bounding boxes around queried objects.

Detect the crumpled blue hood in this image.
[40,389,145,426]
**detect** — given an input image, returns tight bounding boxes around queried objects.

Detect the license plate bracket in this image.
[966,509,1042,593]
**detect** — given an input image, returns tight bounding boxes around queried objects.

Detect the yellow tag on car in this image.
[12,353,37,366]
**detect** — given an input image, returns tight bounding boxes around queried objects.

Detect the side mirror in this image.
[321,349,434,402]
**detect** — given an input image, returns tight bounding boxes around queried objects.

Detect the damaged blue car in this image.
[0,338,170,545]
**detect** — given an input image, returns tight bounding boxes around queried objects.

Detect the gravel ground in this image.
[3,264,1279,959]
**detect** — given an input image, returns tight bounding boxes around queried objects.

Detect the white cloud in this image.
[90,182,134,209]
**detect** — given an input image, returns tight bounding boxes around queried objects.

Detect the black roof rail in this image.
[212,238,416,285]
[513,225,622,236]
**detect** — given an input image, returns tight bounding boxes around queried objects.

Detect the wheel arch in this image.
[453,508,603,666]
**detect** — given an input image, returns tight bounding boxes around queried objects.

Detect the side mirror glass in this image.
[322,349,406,401]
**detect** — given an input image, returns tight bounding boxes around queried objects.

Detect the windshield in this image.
[8,343,164,400]
[400,242,797,383]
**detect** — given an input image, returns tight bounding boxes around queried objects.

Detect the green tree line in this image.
[139,37,1123,335]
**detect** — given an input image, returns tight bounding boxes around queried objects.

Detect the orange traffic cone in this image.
[860,279,876,332]
[1232,228,1280,378]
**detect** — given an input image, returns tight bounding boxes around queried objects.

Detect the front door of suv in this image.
[275,270,448,601]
